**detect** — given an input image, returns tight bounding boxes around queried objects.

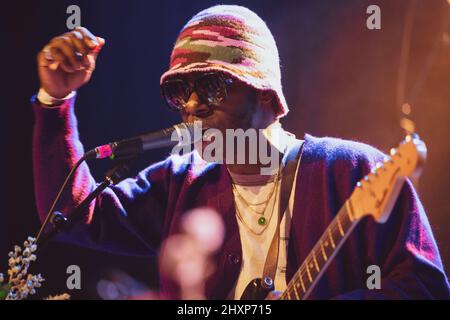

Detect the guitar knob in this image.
[262,277,274,289]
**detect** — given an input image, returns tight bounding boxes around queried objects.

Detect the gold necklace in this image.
[231,172,279,206]
[234,182,279,235]
[231,166,280,215]
[232,180,277,215]
[233,166,281,230]
[232,174,279,218]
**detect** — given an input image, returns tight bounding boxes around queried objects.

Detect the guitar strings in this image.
[281,214,355,300]
[283,221,352,299]
[285,220,345,296]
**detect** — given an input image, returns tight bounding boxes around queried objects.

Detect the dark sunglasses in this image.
[161,72,234,112]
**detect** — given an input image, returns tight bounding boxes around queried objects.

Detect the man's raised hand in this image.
[37,26,105,99]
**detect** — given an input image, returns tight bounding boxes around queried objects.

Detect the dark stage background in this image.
[1,0,449,299]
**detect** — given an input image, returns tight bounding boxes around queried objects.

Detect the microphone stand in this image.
[36,160,133,252]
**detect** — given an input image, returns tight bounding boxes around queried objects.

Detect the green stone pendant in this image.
[258,217,267,226]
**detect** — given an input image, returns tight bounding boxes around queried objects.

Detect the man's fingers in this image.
[39,27,105,74]
[50,36,82,70]
[87,36,105,64]
[74,27,105,62]
[67,31,90,54]
[75,26,100,49]
[66,31,91,67]
[96,36,106,47]
[47,47,75,73]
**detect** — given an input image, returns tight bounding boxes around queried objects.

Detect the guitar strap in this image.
[262,139,304,284]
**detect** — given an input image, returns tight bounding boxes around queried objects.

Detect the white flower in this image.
[23,248,31,257]
[3,236,47,300]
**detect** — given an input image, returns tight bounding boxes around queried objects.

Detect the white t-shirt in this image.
[228,146,301,299]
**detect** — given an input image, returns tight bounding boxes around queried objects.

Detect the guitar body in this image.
[240,277,274,300]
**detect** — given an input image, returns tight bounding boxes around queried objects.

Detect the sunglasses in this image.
[161,72,234,112]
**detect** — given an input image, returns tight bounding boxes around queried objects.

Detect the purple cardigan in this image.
[32,96,450,299]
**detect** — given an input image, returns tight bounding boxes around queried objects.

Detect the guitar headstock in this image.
[350,134,427,223]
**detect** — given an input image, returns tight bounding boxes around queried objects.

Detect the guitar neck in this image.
[280,199,360,300]
[277,135,425,300]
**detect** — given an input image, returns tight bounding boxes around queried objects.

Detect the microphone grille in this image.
[173,122,203,145]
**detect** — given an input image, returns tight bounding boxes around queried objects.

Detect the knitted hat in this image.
[160,5,289,119]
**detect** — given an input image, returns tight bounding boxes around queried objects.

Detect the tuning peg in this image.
[390,148,397,156]
[376,162,383,170]
[371,163,382,175]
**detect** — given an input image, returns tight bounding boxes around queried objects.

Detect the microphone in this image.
[84,122,199,160]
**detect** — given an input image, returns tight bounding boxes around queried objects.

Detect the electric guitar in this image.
[240,134,427,300]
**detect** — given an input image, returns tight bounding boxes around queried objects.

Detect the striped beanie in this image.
[160,5,289,119]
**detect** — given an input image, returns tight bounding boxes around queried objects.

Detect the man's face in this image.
[172,72,259,133]
[162,71,276,164]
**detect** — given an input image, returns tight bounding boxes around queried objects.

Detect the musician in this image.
[32,5,449,299]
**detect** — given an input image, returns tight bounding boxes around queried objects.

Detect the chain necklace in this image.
[234,181,279,235]
[232,166,281,232]
[232,175,279,215]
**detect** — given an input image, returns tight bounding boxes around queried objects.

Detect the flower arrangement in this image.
[0,237,69,300]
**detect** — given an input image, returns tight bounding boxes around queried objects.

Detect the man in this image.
[32,5,449,299]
